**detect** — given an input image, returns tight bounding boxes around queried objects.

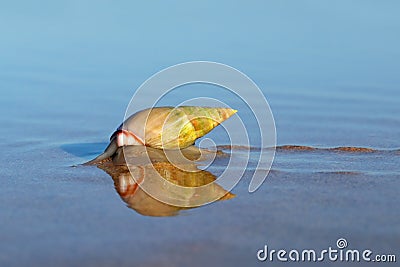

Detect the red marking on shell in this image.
[115,130,145,147]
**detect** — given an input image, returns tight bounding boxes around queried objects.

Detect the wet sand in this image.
[0,140,399,266]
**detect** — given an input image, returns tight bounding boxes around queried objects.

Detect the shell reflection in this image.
[97,146,235,217]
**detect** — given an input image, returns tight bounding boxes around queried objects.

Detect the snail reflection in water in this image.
[97,146,235,217]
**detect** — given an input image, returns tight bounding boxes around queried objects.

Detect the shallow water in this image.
[1,1,400,267]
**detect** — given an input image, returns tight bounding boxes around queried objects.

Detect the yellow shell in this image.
[120,106,237,149]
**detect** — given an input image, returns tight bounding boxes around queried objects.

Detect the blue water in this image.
[1,1,399,266]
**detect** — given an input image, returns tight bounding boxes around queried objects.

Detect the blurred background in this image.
[1,0,399,148]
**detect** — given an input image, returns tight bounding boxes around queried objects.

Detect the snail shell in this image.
[85,106,236,165]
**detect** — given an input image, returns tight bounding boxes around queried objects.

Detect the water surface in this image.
[1,1,399,266]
